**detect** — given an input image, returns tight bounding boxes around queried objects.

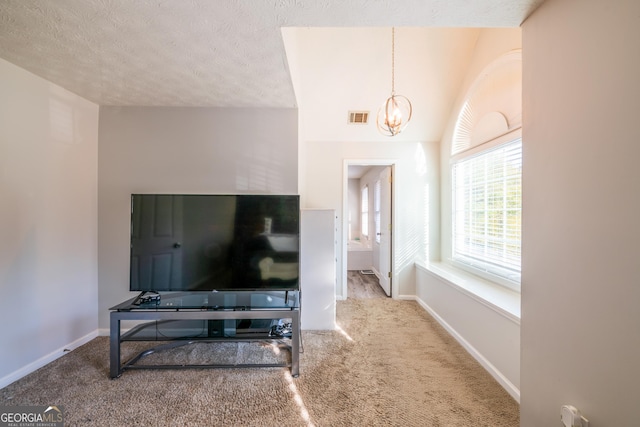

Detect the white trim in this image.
[414,295,521,403]
[0,330,98,389]
[342,159,398,299]
[451,127,522,163]
[416,262,520,324]
[450,258,520,293]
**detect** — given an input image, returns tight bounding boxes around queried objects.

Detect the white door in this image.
[130,195,184,291]
[377,167,392,296]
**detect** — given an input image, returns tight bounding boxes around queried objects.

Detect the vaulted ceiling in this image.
[0,0,542,109]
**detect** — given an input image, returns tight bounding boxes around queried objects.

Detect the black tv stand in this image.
[109,291,300,378]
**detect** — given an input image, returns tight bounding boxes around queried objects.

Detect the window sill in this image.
[415,261,521,324]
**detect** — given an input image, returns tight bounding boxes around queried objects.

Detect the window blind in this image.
[452,138,522,284]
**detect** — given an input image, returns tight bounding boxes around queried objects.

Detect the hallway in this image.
[347,270,388,299]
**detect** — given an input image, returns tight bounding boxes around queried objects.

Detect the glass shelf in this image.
[110,290,299,312]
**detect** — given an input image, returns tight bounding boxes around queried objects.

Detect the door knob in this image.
[173,242,182,248]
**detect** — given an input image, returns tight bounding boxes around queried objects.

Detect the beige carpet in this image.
[0,298,518,426]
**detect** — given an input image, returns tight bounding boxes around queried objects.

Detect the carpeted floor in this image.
[0,292,518,426]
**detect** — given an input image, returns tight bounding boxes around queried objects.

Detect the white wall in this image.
[0,58,99,387]
[415,28,523,400]
[97,107,298,330]
[521,1,640,425]
[302,140,435,299]
[289,27,464,300]
[287,27,479,145]
[416,266,521,399]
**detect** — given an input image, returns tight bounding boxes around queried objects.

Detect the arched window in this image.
[451,50,522,289]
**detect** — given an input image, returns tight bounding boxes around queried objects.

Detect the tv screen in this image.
[129,194,300,292]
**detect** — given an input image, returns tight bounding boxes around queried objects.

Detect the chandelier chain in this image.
[391,27,395,94]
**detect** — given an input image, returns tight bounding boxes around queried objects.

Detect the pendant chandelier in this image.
[376,27,412,137]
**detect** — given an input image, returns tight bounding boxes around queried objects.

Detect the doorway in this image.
[342,160,395,299]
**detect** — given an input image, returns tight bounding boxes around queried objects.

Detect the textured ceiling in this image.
[0,0,543,107]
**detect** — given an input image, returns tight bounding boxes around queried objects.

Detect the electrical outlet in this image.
[561,405,590,427]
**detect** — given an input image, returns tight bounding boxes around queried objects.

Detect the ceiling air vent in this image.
[348,111,369,125]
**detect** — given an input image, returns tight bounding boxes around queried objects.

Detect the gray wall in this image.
[0,58,99,387]
[98,107,298,330]
[521,0,640,425]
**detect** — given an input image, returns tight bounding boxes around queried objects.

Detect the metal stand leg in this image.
[291,310,300,377]
[109,314,121,379]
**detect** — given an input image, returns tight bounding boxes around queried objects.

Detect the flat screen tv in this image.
[129,194,300,292]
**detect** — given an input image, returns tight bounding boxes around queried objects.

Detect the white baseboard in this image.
[414,296,521,403]
[0,330,98,389]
